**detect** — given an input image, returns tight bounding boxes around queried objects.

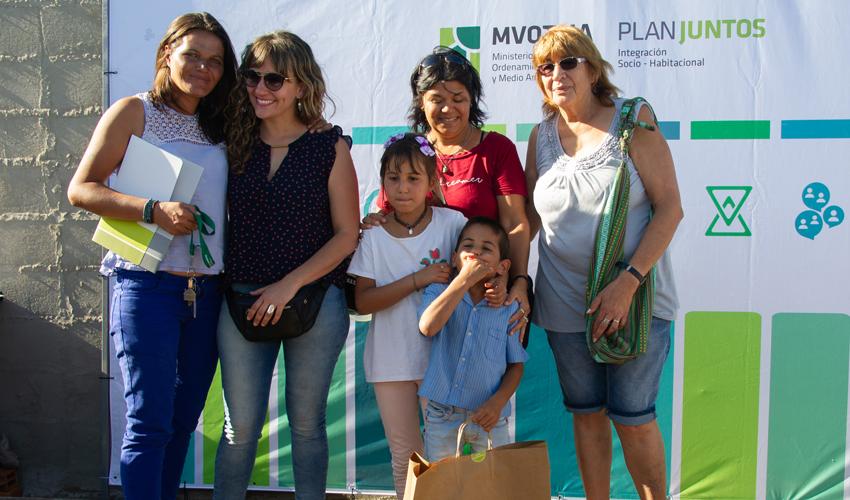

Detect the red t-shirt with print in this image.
[379,131,527,219]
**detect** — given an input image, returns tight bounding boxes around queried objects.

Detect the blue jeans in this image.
[110,270,222,500]
[423,401,509,462]
[213,285,349,500]
[546,317,672,425]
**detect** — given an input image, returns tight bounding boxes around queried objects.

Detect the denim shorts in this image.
[546,317,671,426]
[423,400,509,462]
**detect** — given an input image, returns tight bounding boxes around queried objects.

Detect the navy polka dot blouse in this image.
[226,128,348,287]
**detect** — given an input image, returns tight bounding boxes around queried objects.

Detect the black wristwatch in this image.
[616,261,646,284]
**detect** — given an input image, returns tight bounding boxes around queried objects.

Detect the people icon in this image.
[828,210,839,223]
[797,184,841,238]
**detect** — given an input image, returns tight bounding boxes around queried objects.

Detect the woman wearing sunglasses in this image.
[212,31,359,499]
[67,12,237,500]
[525,25,682,499]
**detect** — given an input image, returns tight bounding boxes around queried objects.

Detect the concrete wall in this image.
[0,0,104,496]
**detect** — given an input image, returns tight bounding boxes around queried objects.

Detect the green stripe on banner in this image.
[691,120,770,139]
[515,323,674,498]
[352,126,408,145]
[276,353,293,486]
[681,312,760,499]
[767,313,850,500]
[354,319,395,490]
[482,123,506,135]
[781,119,850,139]
[251,408,270,486]
[202,364,224,484]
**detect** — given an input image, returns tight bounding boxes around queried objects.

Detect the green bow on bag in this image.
[585,97,656,364]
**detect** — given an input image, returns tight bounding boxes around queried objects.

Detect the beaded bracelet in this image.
[142,198,158,224]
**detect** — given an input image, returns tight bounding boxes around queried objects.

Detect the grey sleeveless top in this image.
[532,98,678,332]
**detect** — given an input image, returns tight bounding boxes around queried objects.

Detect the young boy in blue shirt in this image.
[417,217,528,461]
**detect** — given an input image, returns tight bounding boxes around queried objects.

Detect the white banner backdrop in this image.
[107,1,850,498]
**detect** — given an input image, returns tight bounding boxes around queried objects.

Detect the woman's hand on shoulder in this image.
[360,212,387,230]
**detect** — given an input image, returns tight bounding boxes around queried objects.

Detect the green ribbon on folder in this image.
[189,206,216,268]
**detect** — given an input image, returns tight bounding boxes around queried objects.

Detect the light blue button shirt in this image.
[418,283,529,418]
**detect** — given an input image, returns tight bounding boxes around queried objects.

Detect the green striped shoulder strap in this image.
[585,97,658,364]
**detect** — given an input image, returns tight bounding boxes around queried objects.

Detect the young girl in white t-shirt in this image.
[347,133,467,497]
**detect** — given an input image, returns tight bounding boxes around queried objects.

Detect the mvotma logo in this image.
[440,26,481,72]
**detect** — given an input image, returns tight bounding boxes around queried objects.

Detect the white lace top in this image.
[100,92,227,276]
[532,98,678,331]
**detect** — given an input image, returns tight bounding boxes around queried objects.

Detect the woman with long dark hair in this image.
[67,12,238,500]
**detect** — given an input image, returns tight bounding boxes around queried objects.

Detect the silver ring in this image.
[523,316,529,323]
[266,304,276,315]
[603,317,611,323]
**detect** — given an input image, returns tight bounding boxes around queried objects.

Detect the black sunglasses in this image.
[536,57,587,76]
[418,46,472,73]
[243,69,290,91]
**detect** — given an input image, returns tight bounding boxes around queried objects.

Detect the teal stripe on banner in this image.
[781,119,850,139]
[354,320,395,491]
[767,313,850,500]
[180,433,194,484]
[516,123,535,142]
[352,126,408,145]
[514,324,674,498]
[658,121,680,140]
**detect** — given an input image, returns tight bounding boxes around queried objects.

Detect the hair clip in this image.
[382,133,436,157]
[414,136,436,157]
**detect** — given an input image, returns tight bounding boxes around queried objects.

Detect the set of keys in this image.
[183,274,198,318]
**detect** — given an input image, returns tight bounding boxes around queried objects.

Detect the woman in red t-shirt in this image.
[372,46,532,328]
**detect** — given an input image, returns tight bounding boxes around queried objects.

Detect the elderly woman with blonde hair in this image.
[525,25,682,500]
